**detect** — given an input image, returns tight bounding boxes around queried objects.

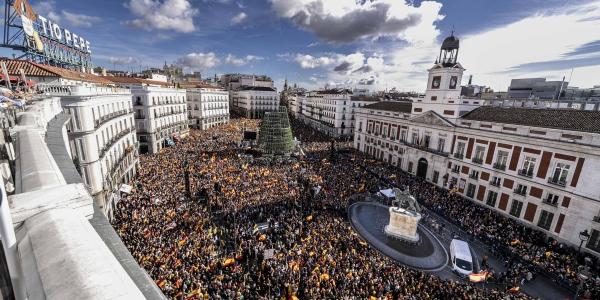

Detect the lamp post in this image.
[578,229,590,254]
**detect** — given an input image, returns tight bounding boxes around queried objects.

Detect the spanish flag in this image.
[222,258,235,267]
[468,271,490,283]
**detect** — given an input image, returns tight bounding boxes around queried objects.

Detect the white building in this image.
[0,95,161,300]
[354,34,600,255]
[298,89,379,138]
[221,74,274,91]
[104,77,189,154]
[41,85,139,217]
[185,85,230,130]
[231,86,279,119]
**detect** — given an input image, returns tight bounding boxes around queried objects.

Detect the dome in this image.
[441,35,459,50]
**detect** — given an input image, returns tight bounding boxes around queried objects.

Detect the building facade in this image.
[42,85,139,218]
[186,85,230,130]
[104,77,189,154]
[353,34,600,255]
[231,86,279,119]
[298,89,378,138]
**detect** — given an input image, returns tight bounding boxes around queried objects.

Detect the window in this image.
[452,164,460,173]
[494,150,509,170]
[400,130,407,142]
[437,138,445,153]
[473,146,485,163]
[490,176,501,187]
[412,132,419,145]
[466,183,476,198]
[587,229,600,252]
[431,96,437,101]
[432,171,439,184]
[424,135,431,148]
[537,210,554,230]
[509,200,523,217]
[515,184,527,196]
[486,191,498,207]
[520,157,536,177]
[469,170,479,180]
[550,163,570,186]
[408,162,414,173]
[455,142,465,158]
[543,193,560,206]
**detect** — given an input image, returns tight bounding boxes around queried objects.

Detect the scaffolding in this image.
[258,107,295,155]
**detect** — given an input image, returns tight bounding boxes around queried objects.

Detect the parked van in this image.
[450,239,473,276]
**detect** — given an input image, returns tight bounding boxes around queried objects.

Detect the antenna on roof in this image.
[451,24,455,37]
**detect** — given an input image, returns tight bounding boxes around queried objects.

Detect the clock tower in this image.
[412,33,480,123]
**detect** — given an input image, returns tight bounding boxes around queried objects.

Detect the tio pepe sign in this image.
[13,0,92,62]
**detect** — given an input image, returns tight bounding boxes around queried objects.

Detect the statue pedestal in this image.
[384,207,421,242]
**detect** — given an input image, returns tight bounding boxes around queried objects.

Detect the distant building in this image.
[185,84,230,130]
[297,89,379,138]
[507,78,568,100]
[104,76,189,154]
[231,86,279,119]
[221,74,274,90]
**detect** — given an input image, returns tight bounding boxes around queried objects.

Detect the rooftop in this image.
[0,59,111,84]
[240,86,276,92]
[362,101,413,113]
[316,88,353,95]
[461,106,600,133]
[102,76,173,87]
[350,95,381,102]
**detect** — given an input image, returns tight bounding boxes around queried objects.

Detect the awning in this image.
[119,184,132,194]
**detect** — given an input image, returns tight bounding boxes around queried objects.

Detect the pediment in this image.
[410,111,455,127]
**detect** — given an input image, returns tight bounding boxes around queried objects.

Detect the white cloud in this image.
[225,54,264,66]
[125,0,199,33]
[33,1,101,27]
[231,12,248,25]
[307,1,600,92]
[269,0,443,43]
[61,11,102,28]
[109,56,140,65]
[460,1,600,90]
[176,52,220,70]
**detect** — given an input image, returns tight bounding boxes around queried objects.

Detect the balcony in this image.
[514,188,527,196]
[593,216,600,223]
[95,109,132,128]
[451,168,460,174]
[518,169,534,178]
[542,197,559,207]
[547,178,567,187]
[472,157,483,164]
[493,163,506,171]
[490,180,501,187]
[404,142,449,157]
[454,153,464,159]
[469,173,478,180]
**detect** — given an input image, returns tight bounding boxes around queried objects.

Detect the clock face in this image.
[432,76,441,89]
[449,76,458,89]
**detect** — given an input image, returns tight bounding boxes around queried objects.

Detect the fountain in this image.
[348,187,448,272]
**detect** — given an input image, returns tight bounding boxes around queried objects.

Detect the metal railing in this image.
[547,178,567,187]
[518,169,534,178]
[493,163,506,171]
[472,157,484,164]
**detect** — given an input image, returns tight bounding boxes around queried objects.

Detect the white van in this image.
[450,239,473,276]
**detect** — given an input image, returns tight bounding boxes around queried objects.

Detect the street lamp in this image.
[578,229,590,253]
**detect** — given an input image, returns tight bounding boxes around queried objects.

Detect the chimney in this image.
[468,75,473,86]
[102,68,107,77]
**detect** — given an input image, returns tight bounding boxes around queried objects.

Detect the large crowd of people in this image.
[112,117,598,299]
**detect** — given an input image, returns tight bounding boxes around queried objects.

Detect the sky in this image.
[3,0,600,92]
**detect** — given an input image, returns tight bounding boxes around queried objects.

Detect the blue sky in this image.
[5,0,600,92]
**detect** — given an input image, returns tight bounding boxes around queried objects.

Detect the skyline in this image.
[2,0,600,92]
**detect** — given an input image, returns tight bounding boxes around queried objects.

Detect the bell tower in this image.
[412,33,478,123]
